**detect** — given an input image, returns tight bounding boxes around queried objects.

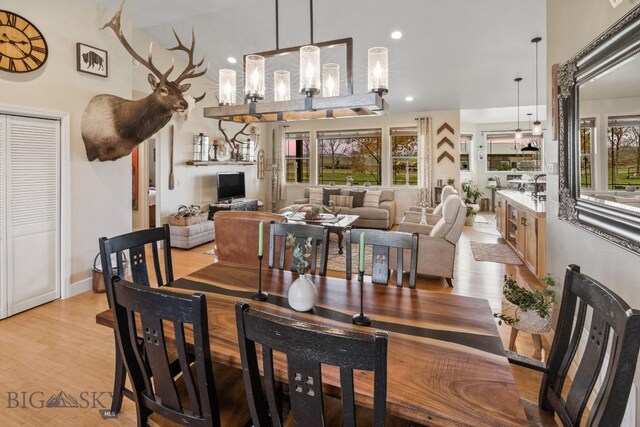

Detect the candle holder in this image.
[251,255,268,301]
[352,270,371,326]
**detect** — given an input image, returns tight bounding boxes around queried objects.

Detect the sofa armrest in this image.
[379,200,396,228]
[293,198,309,204]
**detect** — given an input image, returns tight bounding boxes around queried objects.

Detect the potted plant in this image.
[461,179,483,225]
[494,274,555,329]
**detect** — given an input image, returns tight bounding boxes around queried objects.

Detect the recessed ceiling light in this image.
[391,31,402,40]
[405,96,414,102]
[227,57,237,64]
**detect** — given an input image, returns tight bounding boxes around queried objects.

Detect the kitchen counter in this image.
[496,190,546,215]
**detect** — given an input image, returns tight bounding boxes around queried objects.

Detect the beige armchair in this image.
[392,195,466,286]
[405,185,458,225]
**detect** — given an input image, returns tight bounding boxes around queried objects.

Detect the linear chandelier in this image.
[204,0,389,123]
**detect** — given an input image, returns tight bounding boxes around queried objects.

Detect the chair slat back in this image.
[268,222,329,276]
[345,228,419,288]
[541,264,640,426]
[235,302,388,427]
[107,277,220,427]
[99,225,174,302]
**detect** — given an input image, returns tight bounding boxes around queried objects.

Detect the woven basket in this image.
[501,296,552,334]
[169,212,208,226]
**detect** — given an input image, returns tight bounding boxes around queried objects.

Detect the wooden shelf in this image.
[186,160,256,166]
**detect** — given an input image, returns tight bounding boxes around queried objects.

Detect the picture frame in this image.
[76,43,108,77]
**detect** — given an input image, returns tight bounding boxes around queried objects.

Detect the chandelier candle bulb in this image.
[219,69,236,105]
[258,221,264,257]
[274,70,291,101]
[368,47,388,95]
[322,63,340,97]
[300,45,320,96]
[245,55,265,101]
[359,232,365,272]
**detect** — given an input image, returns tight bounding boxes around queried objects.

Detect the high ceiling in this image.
[81,0,547,116]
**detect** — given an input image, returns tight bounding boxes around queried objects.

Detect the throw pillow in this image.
[322,188,341,205]
[349,190,366,207]
[308,188,323,205]
[363,190,382,207]
[329,194,354,208]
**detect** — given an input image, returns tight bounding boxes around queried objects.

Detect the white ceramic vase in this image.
[288,273,317,312]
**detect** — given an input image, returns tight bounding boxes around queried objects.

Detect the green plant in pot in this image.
[461,179,483,224]
[494,274,555,326]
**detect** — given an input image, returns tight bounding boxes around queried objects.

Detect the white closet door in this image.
[6,115,60,316]
[0,115,6,319]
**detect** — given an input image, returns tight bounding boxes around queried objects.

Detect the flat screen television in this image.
[216,171,246,202]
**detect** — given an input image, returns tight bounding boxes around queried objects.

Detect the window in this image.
[390,127,418,186]
[486,132,542,171]
[607,115,640,190]
[579,118,595,189]
[460,134,472,171]
[317,129,382,185]
[285,132,310,184]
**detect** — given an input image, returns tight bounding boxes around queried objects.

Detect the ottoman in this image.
[169,221,215,249]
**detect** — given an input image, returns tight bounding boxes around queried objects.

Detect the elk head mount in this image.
[81,2,207,162]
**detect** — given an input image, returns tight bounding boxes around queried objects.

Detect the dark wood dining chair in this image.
[98,225,175,414]
[345,228,419,288]
[268,221,329,276]
[235,301,388,427]
[507,264,640,426]
[106,277,250,427]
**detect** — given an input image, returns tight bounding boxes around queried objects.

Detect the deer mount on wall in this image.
[81,1,207,161]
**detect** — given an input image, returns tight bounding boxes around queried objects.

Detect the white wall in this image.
[547,0,640,414]
[0,0,132,289]
[280,110,460,221]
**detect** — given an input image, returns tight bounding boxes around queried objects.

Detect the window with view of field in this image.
[486,132,543,171]
[391,127,418,186]
[317,129,382,185]
[580,118,595,189]
[607,115,640,190]
[285,132,311,184]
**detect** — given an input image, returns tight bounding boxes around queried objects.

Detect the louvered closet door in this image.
[0,116,6,319]
[6,115,60,316]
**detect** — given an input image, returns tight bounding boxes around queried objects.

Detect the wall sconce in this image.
[368,47,388,95]
[322,63,340,97]
[218,69,236,106]
[245,55,265,102]
[274,70,291,102]
[300,45,320,97]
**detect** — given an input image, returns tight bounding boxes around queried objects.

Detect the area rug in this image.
[326,234,372,274]
[470,241,523,265]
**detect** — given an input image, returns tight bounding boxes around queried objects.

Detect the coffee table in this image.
[283,212,359,254]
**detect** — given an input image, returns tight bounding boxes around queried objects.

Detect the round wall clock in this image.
[0,10,48,73]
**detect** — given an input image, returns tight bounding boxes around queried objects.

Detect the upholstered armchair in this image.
[392,195,466,286]
[405,185,458,225]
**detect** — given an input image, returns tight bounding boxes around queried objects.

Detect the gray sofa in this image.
[281,187,396,229]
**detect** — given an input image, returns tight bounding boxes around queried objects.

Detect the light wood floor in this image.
[0,213,545,426]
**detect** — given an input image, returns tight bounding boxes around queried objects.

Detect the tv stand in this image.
[208,199,259,219]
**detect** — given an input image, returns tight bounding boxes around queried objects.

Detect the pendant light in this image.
[522,112,540,152]
[514,77,522,140]
[532,37,542,136]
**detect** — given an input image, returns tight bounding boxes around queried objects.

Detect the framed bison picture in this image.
[76,43,108,77]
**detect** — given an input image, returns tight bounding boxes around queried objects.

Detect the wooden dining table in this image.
[97,261,528,426]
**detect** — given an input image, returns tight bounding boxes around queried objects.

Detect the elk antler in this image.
[101,1,170,81]
[169,29,208,84]
[218,121,252,152]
